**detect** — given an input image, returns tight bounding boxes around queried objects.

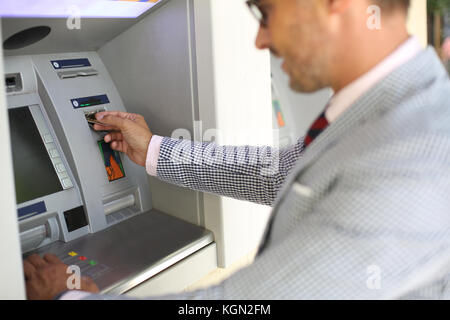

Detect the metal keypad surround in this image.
[59,250,110,280]
[29,210,214,294]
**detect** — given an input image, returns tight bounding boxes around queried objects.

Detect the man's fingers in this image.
[23,260,36,281]
[94,111,130,130]
[110,141,125,153]
[94,111,149,133]
[93,123,117,132]
[104,131,124,143]
[96,111,138,122]
[43,253,63,265]
[96,111,128,119]
[81,277,100,293]
[97,115,127,129]
[96,111,147,126]
[133,114,148,126]
[27,254,48,269]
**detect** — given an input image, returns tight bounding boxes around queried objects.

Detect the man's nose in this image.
[255,26,270,50]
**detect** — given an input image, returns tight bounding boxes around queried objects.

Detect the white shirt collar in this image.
[325,36,423,123]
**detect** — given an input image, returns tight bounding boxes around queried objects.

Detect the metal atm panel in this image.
[4,52,214,294]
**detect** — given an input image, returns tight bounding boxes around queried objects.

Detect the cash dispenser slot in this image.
[58,69,99,79]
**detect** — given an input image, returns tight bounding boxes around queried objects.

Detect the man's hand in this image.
[23,254,99,300]
[94,111,153,167]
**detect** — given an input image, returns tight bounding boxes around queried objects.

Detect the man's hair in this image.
[371,0,411,12]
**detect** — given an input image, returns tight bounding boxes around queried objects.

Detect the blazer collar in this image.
[259,48,448,253]
[288,47,447,181]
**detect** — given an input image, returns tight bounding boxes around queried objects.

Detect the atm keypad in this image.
[60,251,110,280]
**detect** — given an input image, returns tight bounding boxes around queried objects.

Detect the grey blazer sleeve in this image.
[155,137,304,206]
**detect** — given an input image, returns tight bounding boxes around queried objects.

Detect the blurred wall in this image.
[408,0,428,47]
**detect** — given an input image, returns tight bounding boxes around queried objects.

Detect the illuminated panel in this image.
[71,95,110,109]
[0,0,161,18]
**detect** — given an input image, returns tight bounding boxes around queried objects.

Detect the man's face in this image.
[255,0,333,92]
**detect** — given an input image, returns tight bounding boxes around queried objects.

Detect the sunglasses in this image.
[246,0,269,28]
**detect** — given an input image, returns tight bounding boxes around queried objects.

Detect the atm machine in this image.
[0,0,275,299]
[0,0,218,297]
[4,51,214,295]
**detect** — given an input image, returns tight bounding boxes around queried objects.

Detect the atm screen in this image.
[8,107,63,204]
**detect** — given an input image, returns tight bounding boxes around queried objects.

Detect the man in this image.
[24,0,450,299]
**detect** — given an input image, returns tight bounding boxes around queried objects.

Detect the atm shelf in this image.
[28,210,214,295]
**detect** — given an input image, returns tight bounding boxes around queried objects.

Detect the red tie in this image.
[304,111,329,148]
